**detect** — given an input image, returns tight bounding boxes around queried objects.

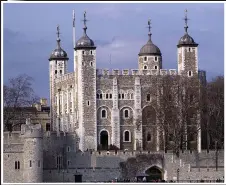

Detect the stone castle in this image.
[3,11,224,183]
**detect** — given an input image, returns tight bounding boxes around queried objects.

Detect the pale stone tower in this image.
[74,11,97,151]
[49,26,69,132]
[22,119,43,182]
[177,10,198,76]
[138,19,162,71]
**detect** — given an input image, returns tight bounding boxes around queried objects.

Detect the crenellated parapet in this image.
[96,69,177,76]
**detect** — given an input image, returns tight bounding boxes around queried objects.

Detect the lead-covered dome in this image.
[76,33,95,49]
[139,36,161,56]
[178,33,198,47]
[49,26,69,61]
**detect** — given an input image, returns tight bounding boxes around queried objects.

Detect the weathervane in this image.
[183,9,189,33]
[83,10,87,28]
[148,18,151,33]
[57,25,60,39]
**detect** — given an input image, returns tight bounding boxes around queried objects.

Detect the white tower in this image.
[74,11,97,151]
[49,25,69,132]
[138,19,162,71]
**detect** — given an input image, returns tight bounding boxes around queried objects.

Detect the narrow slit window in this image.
[18,161,20,169]
[124,131,130,142]
[154,66,158,69]
[101,109,106,118]
[87,101,90,106]
[15,161,18,169]
[106,94,108,99]
[124,109,129,118]
[155,57,157,61]
[109,94,112,99]
[147,94,151,102]
[29,160,32,167]
[55,70,57,74]
[147,133,151,141]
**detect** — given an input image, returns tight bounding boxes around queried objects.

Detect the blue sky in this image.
[3,3,224,100]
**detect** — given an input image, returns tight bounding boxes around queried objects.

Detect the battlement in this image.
[96,69,177,76]
[55,72,75,83]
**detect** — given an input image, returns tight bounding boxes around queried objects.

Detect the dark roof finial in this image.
[56,25,61,49]
[82,10,88,35]
[183,9,189,33]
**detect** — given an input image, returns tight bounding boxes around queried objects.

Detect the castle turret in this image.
[138,19,162,71]
[75,11,97,151]
[22,119,43,182]
[49,26,69,132]
[177,9,198,76]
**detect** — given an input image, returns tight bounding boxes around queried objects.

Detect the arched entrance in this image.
[145,166,163,181]
[100,130,108,150]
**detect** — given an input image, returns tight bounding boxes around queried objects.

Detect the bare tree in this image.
[156,75,201,156]
[3,74,39,131]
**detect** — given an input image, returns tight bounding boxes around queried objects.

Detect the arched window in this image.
[109,94,112,99]
[101,109,107,118]
[55,70,57,74]
[46,123,50,131]
[154,66,158,70]
[124,131,130,142]
[124,109,129,119]
[155,56,157,61]
[106,94,109,99]
[144,57,147,61]
[122,94,124,99]
[90,62,93,66]
[100,94,102,99]
[60,70,62,74]
[90,51,93,55]
[144,65,147,70]
[131,93,134,99]
[147,94,151,102]
[97,94,100,99]
[147,132,151,141]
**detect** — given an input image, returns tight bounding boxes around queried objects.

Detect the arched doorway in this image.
[145,166,163,181]
[100,130,108,150]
